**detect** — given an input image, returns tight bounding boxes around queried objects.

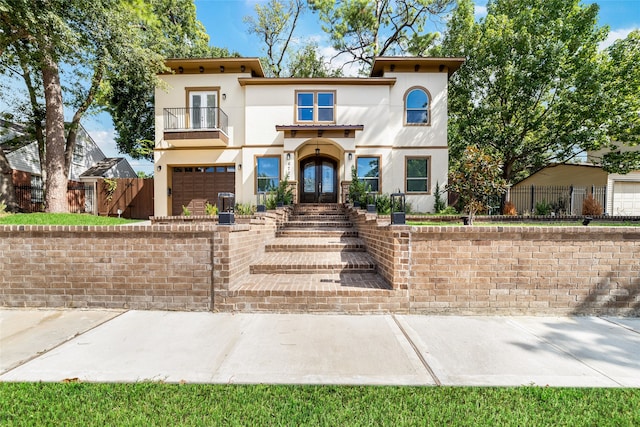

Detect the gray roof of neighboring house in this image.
[0,119,30,152]
[79,157,135,178]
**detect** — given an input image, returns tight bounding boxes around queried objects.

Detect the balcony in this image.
[163,107,229,146]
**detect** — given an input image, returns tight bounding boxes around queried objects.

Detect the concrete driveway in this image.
[1,309,639,387]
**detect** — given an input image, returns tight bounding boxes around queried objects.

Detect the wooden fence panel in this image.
[97,178,154,219]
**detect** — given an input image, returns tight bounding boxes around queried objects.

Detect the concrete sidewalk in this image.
[1,309,639,387]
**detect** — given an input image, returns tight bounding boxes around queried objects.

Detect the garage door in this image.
[613,181,640,216]
[171,165,235,216]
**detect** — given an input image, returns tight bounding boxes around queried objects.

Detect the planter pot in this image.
[367,204,377,213]
[391,212,405,225]
[219,212,235,225]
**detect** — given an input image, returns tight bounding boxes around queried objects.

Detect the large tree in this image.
[596,30,640,174]
[0,0,167,212]
[0,0,216,211]
[244,0,337,77]
[439,0,609,184]
[310,0,454,73]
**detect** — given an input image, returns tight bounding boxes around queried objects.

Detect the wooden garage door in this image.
[613,181,640,216]
[171,166,235,215]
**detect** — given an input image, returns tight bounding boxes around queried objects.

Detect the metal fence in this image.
[507,185,607,216]
[163,107,229,135]
[14,183,95,213]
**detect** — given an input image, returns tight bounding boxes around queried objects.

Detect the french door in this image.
[300,157,338,203]
[189,91,218,129]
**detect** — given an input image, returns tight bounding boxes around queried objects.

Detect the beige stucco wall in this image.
[154,66,451,215]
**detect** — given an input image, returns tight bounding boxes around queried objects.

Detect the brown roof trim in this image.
[162,58,265,77]
[276,124,364,131]
[239,77,396,86]
[370,57,465,77]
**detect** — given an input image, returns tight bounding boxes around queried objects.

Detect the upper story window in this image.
[405,87,431,125]
[296,91,335,123]
[73,142,84,164]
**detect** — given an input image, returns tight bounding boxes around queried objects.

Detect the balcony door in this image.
[189,91,218,129]
[300,157,337,203]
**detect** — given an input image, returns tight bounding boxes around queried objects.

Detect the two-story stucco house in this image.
[153,56,463,216]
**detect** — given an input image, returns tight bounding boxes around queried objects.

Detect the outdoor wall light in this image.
[222,93,226,100]
[348,153,352,161]
[167,188,172,196]
[286,153,291,160]
[157,165,161,172]
[238,164,242,170]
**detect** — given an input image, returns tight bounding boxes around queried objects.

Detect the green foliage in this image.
[1,383,638,425]
[535,200,552,216]
[310,0,454,73]
[433,181,446,213]
[439,0,609,184]
[447,145,508,225]
[181,205,191,216]
[348,166,368,206]
[439,206,458,215]
[375,193,391,215]
[273,173,294,205]
[205,202,218,216]
[103,178,118,203]
[0,213,140,225]
[0,199,6,215]
[234,203,256,215]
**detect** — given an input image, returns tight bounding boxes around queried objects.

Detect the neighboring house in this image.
[1,119,136,183]
[153,56,464,216]
[587,145,640,216]
[511,163,640,216]
[1,119,136,212]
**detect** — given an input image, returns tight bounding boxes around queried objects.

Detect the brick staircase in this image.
[224,204,406,313]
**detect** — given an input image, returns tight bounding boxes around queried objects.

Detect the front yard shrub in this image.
[503,201,517,215]
[439,206,458,215]
[205,202,218,216]
[582,193,603,216]
[375,193,391,214]
[181,205,191,216]
[433,181,446,213]
[535,200,552,215]
[235,203,256,215]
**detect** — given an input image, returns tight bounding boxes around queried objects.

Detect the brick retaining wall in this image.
[407,226,640,315]
[2,213,639,315]
[0,225,216,310]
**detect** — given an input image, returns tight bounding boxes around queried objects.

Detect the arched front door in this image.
[300,157,338,203]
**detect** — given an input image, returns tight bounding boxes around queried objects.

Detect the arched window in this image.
[405,87,430,125]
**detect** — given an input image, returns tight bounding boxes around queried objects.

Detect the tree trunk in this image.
[41,54,68,213]
[0,147,20,212]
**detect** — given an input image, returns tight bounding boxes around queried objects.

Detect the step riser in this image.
[250,266,376,274]
[265,247,365,253]
[276,231,359,238]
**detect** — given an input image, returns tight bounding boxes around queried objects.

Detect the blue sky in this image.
[25,1,640,173]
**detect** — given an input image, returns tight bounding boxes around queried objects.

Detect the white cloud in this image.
[600,27,637,50]
[474,5,487,18]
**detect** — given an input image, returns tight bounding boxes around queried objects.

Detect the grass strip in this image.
[0,213,141,226]
[1,383,638,426]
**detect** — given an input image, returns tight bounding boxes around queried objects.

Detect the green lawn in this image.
[0,213,142,226]
[408,220,640,227]
[1,383,638,426]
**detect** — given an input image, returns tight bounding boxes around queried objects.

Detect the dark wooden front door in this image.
[300,157,338,203]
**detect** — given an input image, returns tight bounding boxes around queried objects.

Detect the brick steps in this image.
[250,252,376,274]
[265,237,365,252]
[233,203,392,313]
[224,274,405,314]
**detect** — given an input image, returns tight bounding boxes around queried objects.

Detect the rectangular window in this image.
[406,157,430,193]
[73,143,84,164]
[356,156,380,193]
[256,156,280,192]
[296,91,335,123]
